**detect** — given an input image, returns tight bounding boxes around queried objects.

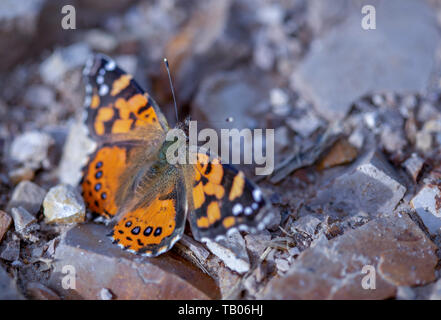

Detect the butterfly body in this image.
[81,54,274,257]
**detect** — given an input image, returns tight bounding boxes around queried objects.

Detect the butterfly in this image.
[80,53,274,257]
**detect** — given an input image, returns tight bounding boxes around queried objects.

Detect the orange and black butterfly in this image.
[80,54,274,257]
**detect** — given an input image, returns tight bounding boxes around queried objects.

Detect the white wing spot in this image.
[105,60,116,71]
[97,75,104,84]
[99,84,109,96]
[244,207,253,215]
[232,203,243,216]
[253,189,262,202]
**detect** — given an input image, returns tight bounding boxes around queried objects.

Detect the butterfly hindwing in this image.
[110,170,187,257]
[188,153,273,242]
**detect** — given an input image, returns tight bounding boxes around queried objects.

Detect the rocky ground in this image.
[1,0,441,300]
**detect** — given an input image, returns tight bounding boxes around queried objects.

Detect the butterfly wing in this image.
[188,153,274,242]
[109,169,188,257]
[83,53,168,141]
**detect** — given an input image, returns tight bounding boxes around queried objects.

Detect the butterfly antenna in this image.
[163,58,179,123]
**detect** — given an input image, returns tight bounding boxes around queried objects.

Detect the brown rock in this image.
[317,138,358,170]
[0,210,12,242]
[47,223,220,300]
[26,282,60,300]
[262,214,437,299]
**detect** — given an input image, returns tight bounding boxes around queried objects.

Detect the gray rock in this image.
[99,288,114,300]
[291,215,322,236]
[306,0,351,35]
[10,207,37,235]
[286,111,323,138]
[244,231,271,262]
[262,214,437,299]
[418,102,440,123]
[193,69,268,131]
[0,239,20,262]
[6,181,47,216]
[410,172,441,235]
[275,258,290,273]
[292,0,440,121]
[24,85,55,109]
[204,229,250,274]
[430,279,441,300]
[396,286,416,300]
[10,131,54,170]
[115,55,138,77]
[269,88,290,116]
[380,125,407,154]
[84,29,118,52]
[0,265,23,299]
[402,153,424,182]
[40,42,91,85]
[415,130,432,152]
[43,184,86,224]
[192,68,271,172]
[311,150,406,218]
[58,120,97,186]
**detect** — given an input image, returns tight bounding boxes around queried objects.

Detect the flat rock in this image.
[0,265,23,299]
[192,68,272,172]
[311,150,406,218]
[43,184,85,224]
[7,181,46,216]
[26,282,60,300]
[204,230,250,274]
[47,223,220,300]
[410,167,441,235]
[292,0,440,121]
[193,69,269,132]
[262,213,437,299]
